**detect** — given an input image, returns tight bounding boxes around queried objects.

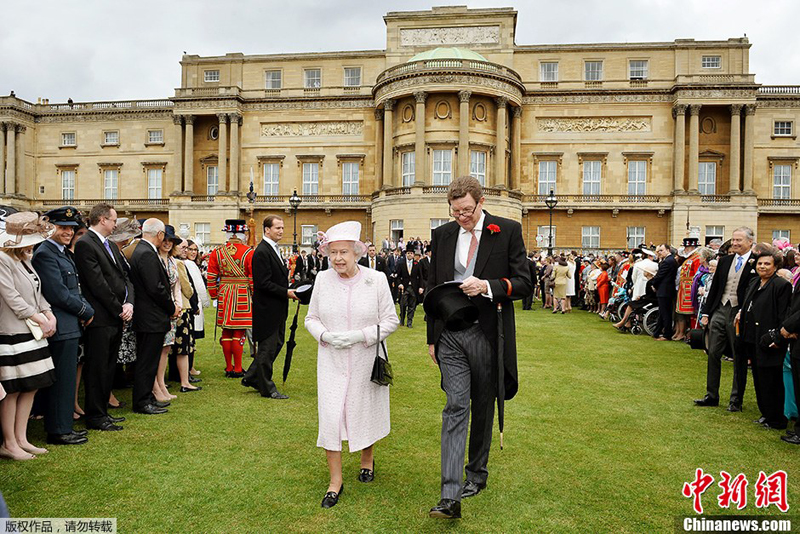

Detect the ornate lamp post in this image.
[544,189,558,257]
[289,189,302,252]
[246,172,257,247]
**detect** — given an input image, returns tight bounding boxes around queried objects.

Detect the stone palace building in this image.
[1,5,799,251]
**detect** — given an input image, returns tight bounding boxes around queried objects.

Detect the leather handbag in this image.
[25,318,44,341]
[370,324,393,387]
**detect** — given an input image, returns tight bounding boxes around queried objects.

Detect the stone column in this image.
[172,116,184,194]
[687,104,701,193]
[183,115,195,194]
[14,125,25,196]
[743,104,756,193]
[382,100,394,188]
[229,113,241,194]
[495,97,508,188]
[374,108,384,188]
[672,104,687,193]
[0,124,5,194]
[729,104,743,194]
[5,123,16,197]
[511,106,522,190]
[458,90,471,177]
[414,91,427,185]
[217,113,228,192]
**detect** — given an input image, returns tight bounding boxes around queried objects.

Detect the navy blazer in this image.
[252,239,289,342]
[32,240,95,341]
[650,254,678,298]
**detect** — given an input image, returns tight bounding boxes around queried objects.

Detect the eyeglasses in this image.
[450,205,478,219]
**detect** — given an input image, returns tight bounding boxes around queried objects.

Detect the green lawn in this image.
[2,303,797,533]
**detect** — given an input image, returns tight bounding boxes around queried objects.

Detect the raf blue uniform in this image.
[32,207,94,443]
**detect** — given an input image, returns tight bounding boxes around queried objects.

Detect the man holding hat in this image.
[32,206,95,445]
[207,219,254,378]
[425,176,532,519]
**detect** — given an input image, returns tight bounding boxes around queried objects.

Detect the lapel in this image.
[262,240,287,275]
[472,211,498,277]
[89,229,124,275]
[439,223,459,281]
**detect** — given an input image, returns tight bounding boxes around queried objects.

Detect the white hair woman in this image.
[304,221,399,509]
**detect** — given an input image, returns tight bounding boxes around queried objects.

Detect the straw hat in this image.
[317,221,367,257]
[108,217,142,243]
[0,212,55,248]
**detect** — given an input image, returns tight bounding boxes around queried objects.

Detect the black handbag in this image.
[370,325,393,386]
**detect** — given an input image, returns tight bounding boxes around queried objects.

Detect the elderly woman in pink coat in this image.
[305,221,399,509]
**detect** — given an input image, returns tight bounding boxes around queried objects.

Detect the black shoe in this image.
[72,429,88,437]
[429,499,461,519]
[134,404,168,415]
[188,376,202,384]
[108,415,126,423]
[762,421,787,430]
[46,432,88,445]
[781,433,800,445]
[87,421,123,431]
[267,391,289,399]
[241,378,257,389]
[230,371,245,378]
[225,370,233,378]
[153,400,171,408]
[461,480,486,498]
[727,404,742,412]
[693,396,719,407]
[358,461,375,483]
[754,416,767,424]
[180,386,202,393]
[321,484,343,509]
[407,323,413,328]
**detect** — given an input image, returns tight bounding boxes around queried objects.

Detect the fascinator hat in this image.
[0,212,55,248]
[317,221,367,258]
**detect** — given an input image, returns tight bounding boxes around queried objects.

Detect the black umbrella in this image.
[282,301,301,383]
[496,302,506,450]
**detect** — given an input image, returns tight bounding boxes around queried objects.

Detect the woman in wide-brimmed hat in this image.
[0,212,58,460]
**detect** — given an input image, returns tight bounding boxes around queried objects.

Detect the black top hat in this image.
[688,328,708,352]
[45,206,81,226]
[292,282,314,305]
[223,219,248,233]
[164,224,183,244]
[683,237,700,248]
[423,281,480,332]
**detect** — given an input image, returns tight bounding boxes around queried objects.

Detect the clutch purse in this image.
[370,325,393,387]
[25,318,44,341]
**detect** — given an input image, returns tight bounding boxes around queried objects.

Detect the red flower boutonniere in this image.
[487,224,501,234]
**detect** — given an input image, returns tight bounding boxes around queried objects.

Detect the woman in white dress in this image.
[565,254,576,313]
[305,221,399,509]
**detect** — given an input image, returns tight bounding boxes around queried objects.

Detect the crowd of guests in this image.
[0,204,209,459]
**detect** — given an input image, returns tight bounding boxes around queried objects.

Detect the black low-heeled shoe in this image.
[321,484,343,508]
[358,461,375,483]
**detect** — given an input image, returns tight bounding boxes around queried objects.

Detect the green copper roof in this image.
[408,47,489,63]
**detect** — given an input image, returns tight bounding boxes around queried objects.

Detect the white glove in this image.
[321,331,334,344]
[327,330,365,349]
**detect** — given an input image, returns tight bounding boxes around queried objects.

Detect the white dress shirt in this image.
[455,211,493,300]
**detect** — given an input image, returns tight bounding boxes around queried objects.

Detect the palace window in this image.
[705,225,724,245]
[701,56,721,69]
[147,168,163,199]
[401,152,415,186]
[147,129,164,144]
[773,164,791,199]
[627,226,646,249]
[301,225,318,246]
[206,166,218,196]
[582,226,600,249]
[584,61,603,81]
[432,149,453,186]
[342,162,359,195]
[540,62,558,82]
[263,163,280,195]
[61,169,75,200]
[61,132,76,147]
[343,67,361,87]
[430,219,448,231]
[470,150,487,186]
[698,162,716,195]
[629,60,648,80]
[538,225,556,248]
[390,219,403,242]
[582,160,602,195]
[627,160,647,195]
[265,70,282,89]
[194,223,210,246]
[774,121,793,136]
[773,230,791,241]
[302,162,319,195]
[538,160,557,195]
[103,131,119,146]
[304,69,321,89]
[104,169,118,200]
[204,70,220,82]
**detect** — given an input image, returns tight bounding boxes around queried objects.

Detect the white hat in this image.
[317,221,366,257]
[0,212,55,248]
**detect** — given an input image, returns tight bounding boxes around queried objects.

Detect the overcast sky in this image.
[1,0,797,103]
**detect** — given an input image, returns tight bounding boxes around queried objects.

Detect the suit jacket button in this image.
[755,322,759,326]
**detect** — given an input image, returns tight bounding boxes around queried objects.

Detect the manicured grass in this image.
[2,303,797,532]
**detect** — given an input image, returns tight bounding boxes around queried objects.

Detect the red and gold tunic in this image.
[676,249,701,315]
[207,240,254,329]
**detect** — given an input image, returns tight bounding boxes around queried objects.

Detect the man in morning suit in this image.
[387,248,402,302]
[695,227,756,411]
[426,176,532,519]
[33,206,94,445]
[74,203,134,431]
[650,244,678,341]
[128,219,177,415]
[358,244,388,281]
[397,248,423,328]
[242,215,297,399]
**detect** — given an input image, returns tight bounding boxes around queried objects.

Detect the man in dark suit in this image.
[418,249,431,290]
[128,218,176,415]
[695,227,756,411]
[295,250,309,281]
[74,203,134,431]
[358,244,388,281]
[397,248,423,328]
[426,176,532,519]
[386,248,402,302]
[650,244,678,341]
[522,254,537,310]
[33,206,95,445]
[243,215,296,399]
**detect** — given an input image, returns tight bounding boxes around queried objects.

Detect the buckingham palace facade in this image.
[1,6,800,250]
